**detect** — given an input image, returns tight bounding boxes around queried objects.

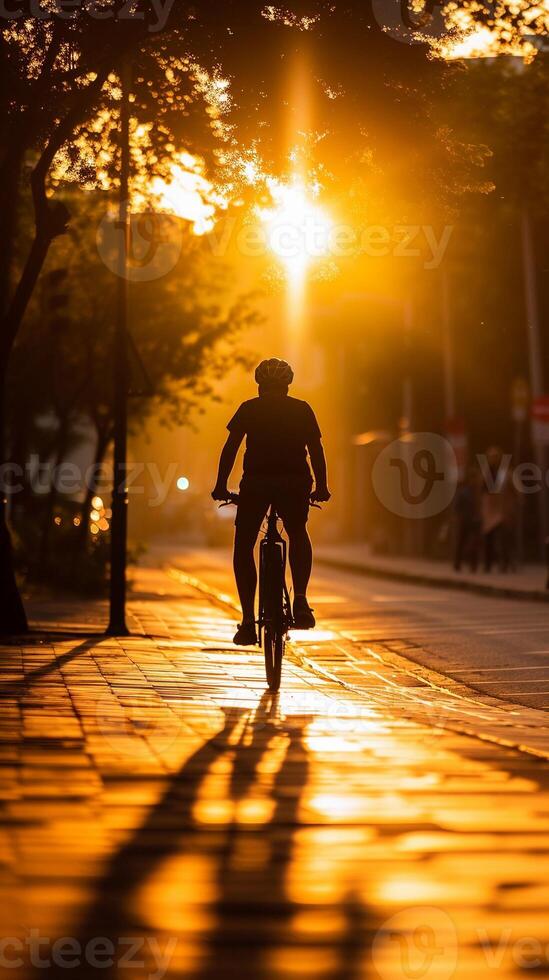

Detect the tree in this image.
[8,185,257,580]
[0,5,244,629]
[426,53,549,454]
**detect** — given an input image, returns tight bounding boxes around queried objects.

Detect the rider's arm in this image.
[212,430,243,499]
[308,436,331,500]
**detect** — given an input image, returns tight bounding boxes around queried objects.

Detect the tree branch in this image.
[31,67,110,231]
[36,25,63,89]
[0,68,111,365]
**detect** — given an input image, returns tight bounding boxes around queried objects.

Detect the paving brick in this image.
[1,565,548,979]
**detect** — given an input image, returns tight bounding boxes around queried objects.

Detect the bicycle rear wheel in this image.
[260,538,286,692]
[264,625,284,693]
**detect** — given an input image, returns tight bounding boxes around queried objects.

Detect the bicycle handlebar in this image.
[218,494,322,509]
[218,493,240,508]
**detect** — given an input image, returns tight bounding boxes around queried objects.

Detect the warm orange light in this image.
[149,152,227,235]
[257,175,333,361]
[435,2,544,62]
[257,176,333,283]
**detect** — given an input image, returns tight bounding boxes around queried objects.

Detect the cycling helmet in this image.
[255,358,294,386]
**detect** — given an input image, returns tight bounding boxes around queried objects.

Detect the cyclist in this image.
[212,358,331,646]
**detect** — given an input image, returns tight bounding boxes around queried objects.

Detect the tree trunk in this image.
[0,67,107,634]
[0,362,28,634]
[0,232,53,365]
[0,200,64,633]
[0,153,28,635]
[0,148,22,352]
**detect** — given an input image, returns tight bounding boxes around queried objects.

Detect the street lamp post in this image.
[521,206,546,560]
[441,269,455,422]
[401,298,417,556]
[107,59,131,636]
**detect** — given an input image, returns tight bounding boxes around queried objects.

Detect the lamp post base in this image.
[105,620,130,637]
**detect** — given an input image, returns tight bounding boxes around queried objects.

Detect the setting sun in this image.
[256,176,334,359]
[257,176,334,283]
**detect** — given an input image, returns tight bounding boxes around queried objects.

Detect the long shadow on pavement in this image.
[0,636,102,700]
[48,692,378,980]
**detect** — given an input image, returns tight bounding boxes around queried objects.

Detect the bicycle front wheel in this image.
[264,624,284,693]
[260,535,287,693]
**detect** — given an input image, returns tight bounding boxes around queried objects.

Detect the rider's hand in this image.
[211,484,229,502]
[311,486,331,503]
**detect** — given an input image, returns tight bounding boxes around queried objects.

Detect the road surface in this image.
[169,546,549,712]
[2,555,549,980]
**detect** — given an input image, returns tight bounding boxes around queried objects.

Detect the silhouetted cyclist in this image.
[212,358,330,646]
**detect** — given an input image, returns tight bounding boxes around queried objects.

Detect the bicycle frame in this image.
[258,506,293,634]
[219,495,296,691]
[257,506,293,691]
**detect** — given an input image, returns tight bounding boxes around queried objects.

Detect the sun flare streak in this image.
[257,177,333,279]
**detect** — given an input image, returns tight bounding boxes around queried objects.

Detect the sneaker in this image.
[233,621,258,646]
[293,596,315,630]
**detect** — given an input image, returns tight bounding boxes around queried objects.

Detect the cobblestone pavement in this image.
[169,549,549,755]
[1,562,549,980]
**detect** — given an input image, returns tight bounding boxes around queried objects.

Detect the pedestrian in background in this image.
[481,446,514,573]
[502,467,518,572]
[453,466,481,572]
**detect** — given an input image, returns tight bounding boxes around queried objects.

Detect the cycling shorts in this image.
[235,475,313,533]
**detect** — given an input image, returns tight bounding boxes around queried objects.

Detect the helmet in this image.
[255,358,294,386]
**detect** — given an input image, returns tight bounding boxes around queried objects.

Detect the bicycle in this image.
[221,494,293,693]
[258,503,294,692]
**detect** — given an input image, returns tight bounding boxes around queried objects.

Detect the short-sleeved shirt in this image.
[228,394,321,478]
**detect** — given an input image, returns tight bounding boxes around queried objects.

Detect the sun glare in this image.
[440,24,537,61]
[149,152,228,235]
[257,175,333,361]
[434,2,545,62]
[257,176,333,283]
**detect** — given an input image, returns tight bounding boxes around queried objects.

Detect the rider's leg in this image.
[287,523,315,628]
[233,525,259,622]
[286,523,313,597]
[233,498,267,623]
[279,485,313,598]
[280,487,315,628]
